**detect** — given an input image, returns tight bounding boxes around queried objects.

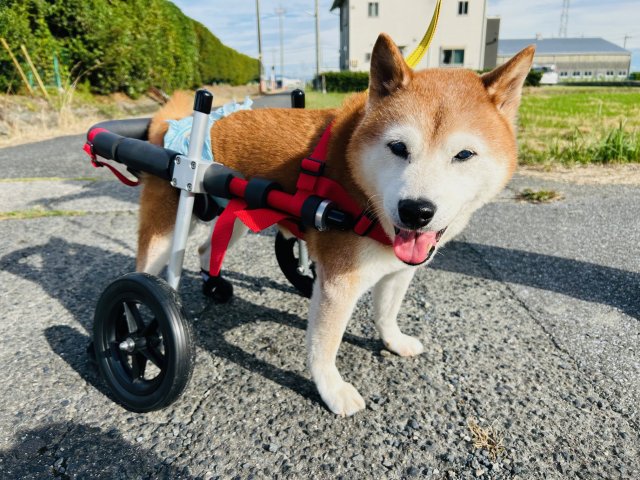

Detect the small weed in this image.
[467,418,505,461]
[0,208,86,221]
[516,188,563,203]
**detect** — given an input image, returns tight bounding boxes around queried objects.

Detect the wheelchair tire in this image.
[93,273,195,412]
[275,232,316,298]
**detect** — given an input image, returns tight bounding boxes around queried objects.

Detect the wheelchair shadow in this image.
[431,241,640,319]
[0,237,371,407]
[0,421,182,478]
[223,268,301,296]
[26,178,139,212]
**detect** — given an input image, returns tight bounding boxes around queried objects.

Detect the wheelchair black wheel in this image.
[93,273,195,412]
[275,232,316,298]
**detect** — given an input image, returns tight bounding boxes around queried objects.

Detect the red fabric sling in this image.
[208,122,391,276]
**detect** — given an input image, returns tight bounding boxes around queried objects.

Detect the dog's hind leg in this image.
[196,218,249,303]
[372,268,424,357]
[136,175,179,275]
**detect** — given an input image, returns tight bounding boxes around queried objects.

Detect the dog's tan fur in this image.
[137,34,534,415]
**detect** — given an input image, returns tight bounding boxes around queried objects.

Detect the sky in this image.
[172,0,640,80]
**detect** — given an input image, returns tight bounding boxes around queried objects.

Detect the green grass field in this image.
[305,87,640,165]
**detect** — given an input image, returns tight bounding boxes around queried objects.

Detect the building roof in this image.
[498,38,630,56]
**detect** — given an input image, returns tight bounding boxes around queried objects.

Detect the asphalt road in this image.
[0,93,638,479]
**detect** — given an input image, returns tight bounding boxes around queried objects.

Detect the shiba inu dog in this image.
[137,33,534,416]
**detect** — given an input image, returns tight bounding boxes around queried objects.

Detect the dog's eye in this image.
[453,149,476,161]
[388,141,409,159]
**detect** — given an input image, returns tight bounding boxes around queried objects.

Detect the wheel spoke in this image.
[130,353,147,380]
[140,318,159,337]
[123,301,144,333]
[142,346,165,369]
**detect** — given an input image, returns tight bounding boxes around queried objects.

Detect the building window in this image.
[458,1,469,15]
[619,71,627,76]
[584,71,592,77]
[349,59,359,68]
[368,2,379,17]
[606,70,614,76]
[573,71,581,77]
[365,52,371,62]
[559,72,568,77]
[441,49,465,66]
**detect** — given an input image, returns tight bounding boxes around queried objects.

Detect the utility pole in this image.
[256,0,264,93]
[558,0,570,38]
[623,34,631,49]
[275,6,285,84]
[315,0,321,90]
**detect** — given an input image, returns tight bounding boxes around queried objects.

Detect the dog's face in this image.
[348,34,534,266]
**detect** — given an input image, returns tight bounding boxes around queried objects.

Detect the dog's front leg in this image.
[307,264,365,416]
[373,268,424,356]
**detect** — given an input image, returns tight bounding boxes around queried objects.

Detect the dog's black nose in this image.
[398,198,437,229]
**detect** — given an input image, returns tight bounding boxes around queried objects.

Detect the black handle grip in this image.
[291,89,305,108]
[88,118,151,140]
[194,89,213,114]
[89,129,179,181]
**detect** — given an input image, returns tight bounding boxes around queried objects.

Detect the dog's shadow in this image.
[0,420,183,478]
[432,241,640,319]
[1,236,376,407]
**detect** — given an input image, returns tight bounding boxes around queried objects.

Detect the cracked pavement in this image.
[0,94,638,479]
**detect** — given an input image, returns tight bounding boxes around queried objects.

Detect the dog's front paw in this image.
[318,380,366,416]
[383,333,424,357]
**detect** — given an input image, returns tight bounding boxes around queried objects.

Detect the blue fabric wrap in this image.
[163,97,253,160]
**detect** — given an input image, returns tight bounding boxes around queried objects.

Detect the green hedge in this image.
[317,71,370,92]
[318,67,542,92]
[0,0,258,96]
[524,70,543,87]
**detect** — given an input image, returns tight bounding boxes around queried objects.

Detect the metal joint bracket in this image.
[171,155,210,193]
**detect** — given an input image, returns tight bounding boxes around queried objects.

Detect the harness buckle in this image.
[300,157,325,177]
[353,211,377,237]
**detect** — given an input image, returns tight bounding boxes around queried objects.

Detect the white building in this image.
[330,0,496,71]
[498,38,632,82]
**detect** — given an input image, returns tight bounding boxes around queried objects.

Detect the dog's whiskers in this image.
[362,194,384,219]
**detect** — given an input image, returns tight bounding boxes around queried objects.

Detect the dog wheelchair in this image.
[83,90,366,412]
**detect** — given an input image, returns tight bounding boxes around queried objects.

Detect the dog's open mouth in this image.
[393,227,446,265]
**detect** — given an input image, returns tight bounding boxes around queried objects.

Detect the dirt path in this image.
[520,163,640,185]
[0,84,259,148]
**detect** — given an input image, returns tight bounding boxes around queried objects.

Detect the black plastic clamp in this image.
[300,195,326,229]
[193,194,223,222]
[203,163,243,199]
[244,177,282,210]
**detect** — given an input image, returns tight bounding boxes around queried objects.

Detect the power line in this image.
[275,6,285,79]
[255,0,264,93]
[315,0,321,87]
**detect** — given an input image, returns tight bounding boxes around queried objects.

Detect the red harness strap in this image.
[83,141,141,187]
[208,123,391,276]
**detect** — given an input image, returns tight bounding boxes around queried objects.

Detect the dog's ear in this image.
[481,45,535,124]
[369,33,412,102]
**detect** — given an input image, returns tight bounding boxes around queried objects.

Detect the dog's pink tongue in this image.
[393,230,438,264]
